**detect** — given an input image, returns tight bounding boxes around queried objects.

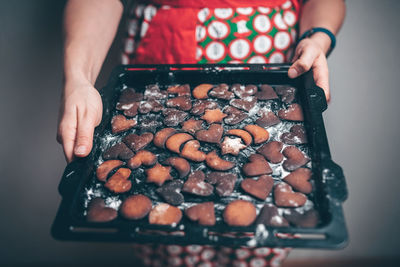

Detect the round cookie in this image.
[120,194,152,220]
[223,200,257,226]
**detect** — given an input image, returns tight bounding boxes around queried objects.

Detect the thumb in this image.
[74,113,96,157]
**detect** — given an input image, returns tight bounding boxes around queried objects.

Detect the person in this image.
[57,0,345,266]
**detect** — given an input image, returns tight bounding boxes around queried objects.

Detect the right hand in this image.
[57,79,103,163]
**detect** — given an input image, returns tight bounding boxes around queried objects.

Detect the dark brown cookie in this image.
[226,129,252,146]
[256,109,280,128]
[278,103,304,121]
[283,168,312,194]
[282,146,310,171]
[192,84,214,99]
[104,168,132,193]
[162,108,188,127]
[223,106,248,125]
[181,119,203,134]
[111,114,136,134]
[283,209,319,228]
[191,100,218,115]
[123,102,140,117]
[275,85,296,104]
[220,136,247,155]
[281,124,307,145]
[182,170,213,196]
[102,142,134,160]
[127,150,157,169]
[87,198,118,223]
[123,132,154,152]
[232,84,257,98]
[185,202,216,226]
[96,160,124,182]
[116,88,143,109]
[255,84,278,100]
[209,83,234,100]
[156,180,184,206]
[180,140,206,162]
[167,84,191,96]
[257,141,284,164]
[205,151,235,171]
[274,182,307,208]
[144,84,168,100]
[165,133,194,154]
[230,96,257,112]
[223,200,257,226]
[166,96,192,111]
[244,125,269,144]
[146,163,172,186]
[195,124,223,143]
[120,194,152,220]
[201,108,227,124]
[255,204,289,227]
[149,203,182,225]
[163,157,191,178]
[206,172,237,197]
[242,154,272,176]
[241,175,274,200]
[138,99,163,114]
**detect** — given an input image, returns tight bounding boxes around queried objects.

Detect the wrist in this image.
[309,32,332,55]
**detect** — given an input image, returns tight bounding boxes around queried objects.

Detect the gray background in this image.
[1,0,399,265]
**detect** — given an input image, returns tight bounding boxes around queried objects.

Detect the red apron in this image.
[133,0,300,64]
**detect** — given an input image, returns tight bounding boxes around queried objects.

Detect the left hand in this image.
[288,37,330,102]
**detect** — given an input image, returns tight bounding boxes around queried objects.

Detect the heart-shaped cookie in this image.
[156,180,185,206]
[138,99,163,114]
[206,172,237,197]
[283,209,319,228]
[105,167,132,193]
[274,182,307,208]
[205,151,235,171]
[223,106,248,125]
[282,146,310,171]
[102,142,134,160]
[146,163,172,186]
[182,170,213,196]
[87,198,118,222]
[255,84,278,100]
[283,168,312,194]
[120,194,152,220]
[162,108,188,127]
[256,109,280,128]
[242,154,272,176]
[180,140,206,162]
[275,85,296,104]
[230,96,257,112]
[195,124,223,143]
[111,114,136,134]
[144,84,168,100]
[166,96,192,111]
[127,150,157,169]
[163,157,191,178]
[122,102,140,117]
[185,202,216,226]
[209,83,234,100]
[181,119,203,134]
[278,103,304,121]
[281,124,307,145]
[123,132,154,152]
[191,100,218,115]
[257,141,284,164]
[96,160,124,182]
[116,88,143,108]
[241,175,274,200]
[232,84,257,98]
[255,204,289,227]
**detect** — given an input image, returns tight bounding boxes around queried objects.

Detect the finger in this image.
[288,46,319,78]
[312,54,330,102]
[58,118,77,163]
[74,109,96,157]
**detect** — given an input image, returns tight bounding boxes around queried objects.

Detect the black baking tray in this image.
[52,64,348,248]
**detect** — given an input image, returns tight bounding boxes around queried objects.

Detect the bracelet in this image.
[298,27,336,57]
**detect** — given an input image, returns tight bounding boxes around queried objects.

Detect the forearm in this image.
[299,0,346,54]
[63,0,123,86]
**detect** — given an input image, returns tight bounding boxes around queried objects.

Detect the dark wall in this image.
[0,0,399,265]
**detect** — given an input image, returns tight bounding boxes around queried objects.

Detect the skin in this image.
[57,0,345,163]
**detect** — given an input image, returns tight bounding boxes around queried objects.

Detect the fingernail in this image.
[288,68,298,78]
[75,145,86,155]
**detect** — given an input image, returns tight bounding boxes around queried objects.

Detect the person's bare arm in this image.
[57,0,123,162]
[288,0,346,102]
